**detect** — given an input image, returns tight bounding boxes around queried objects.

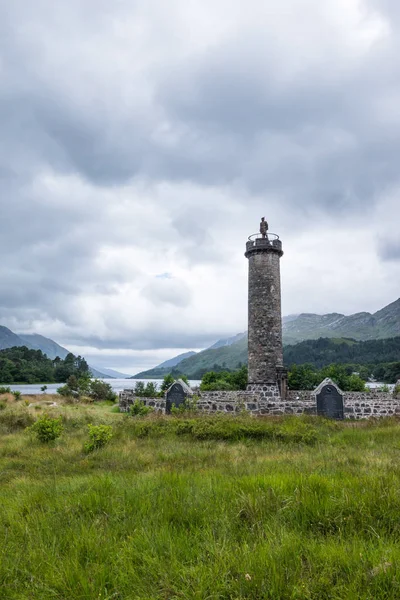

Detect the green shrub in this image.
[378,383,390,392]
[29,414,63,443]
[134,381,158,398]
[0,386,11,395]
[88,379,117,402]
[12,390,22,401]
[129,399,154,417]
[84,424,113,452]
[160,374,175,395]
[57,374,88,399]
[170,395,199,415]
[133,381,145,396]
[200,367,248,391]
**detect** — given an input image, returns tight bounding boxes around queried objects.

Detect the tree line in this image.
[0,346,90,384]
[284,336,400,369]
[199,364,386,392]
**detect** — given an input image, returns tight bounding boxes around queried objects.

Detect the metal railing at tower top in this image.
[247,232,280,242]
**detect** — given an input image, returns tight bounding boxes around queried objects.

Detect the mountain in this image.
[133,336,248,379]
[132,333,248,379]
[19,333,112,378]
[91,366,133,378]
[0,326,33,350]
[282,298,400,344]
[0,326,111,378]
[284,336,400,369]
[19,333,70,360]
[208,332,247,350]
[156,351,197,369]
[134,298,400,379]
[89,366,113,379]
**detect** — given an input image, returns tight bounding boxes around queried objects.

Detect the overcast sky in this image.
[1,0,400,374]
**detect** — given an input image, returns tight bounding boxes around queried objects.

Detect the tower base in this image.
[247,368,288,401]
[246,383,281,400]
[276,367,288,400]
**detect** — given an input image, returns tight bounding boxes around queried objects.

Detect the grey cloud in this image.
[0,0,399,360]
[62,330,222,352]
[378,238,400,261]
[2,0,398,214]
[141,278,192,308]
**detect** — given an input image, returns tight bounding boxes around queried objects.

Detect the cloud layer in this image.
[1,0,399,372]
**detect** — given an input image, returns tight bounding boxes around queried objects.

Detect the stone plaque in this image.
[316,384,344,420]
[166,382,187,414]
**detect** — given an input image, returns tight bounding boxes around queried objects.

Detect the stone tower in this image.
[245,221,287,399]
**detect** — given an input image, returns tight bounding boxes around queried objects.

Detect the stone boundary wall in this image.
[119,388,400,419]
[284,390,400,419]
[119,390,165,413]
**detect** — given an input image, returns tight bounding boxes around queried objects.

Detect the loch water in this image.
[2,378,202,395]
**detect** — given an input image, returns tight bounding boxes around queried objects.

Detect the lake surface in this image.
[4,378,202,395]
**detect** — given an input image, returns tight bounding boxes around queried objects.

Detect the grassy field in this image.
[1,395,400,599]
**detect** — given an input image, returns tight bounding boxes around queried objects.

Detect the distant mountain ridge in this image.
[0,326,31,351]
[208,332,247,350]
[134,298,400,379]
[0,326,113,379]
[18,333,70,359]
[156,351,197,369]
[282,298,400,344]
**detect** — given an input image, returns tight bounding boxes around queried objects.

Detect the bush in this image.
[129,399,154,417]
[170,395,199,415]
[0,386,11,395]
[133,381,145,396]
[57,375,80,398]
[378,383,390,393]
[134,381,158,398]
[58,377,116,403]
[88,379,117,402]
[29,414,63,443]
[84,424,113,452]
[200,367,248,391]
[160,374,175,395]
[12,390,22,401]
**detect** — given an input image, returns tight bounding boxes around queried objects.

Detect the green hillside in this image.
[284,336,400,369]
[133,298,400,379]
[133,336,248,380]
[134,335,400,380]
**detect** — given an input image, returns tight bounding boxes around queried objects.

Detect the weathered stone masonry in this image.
[245,235,284,388]
[119,386,400,419]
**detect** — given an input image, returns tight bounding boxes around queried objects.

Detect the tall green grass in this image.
[1,401,400,598]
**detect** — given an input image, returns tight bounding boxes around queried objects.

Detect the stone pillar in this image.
[245,232,287,398]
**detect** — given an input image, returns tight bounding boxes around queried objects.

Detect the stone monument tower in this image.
[245,219,287,399]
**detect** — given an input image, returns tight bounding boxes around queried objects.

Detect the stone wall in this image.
[284,390,400,419]
[197,391,264,415]
[341,392,399,418]
[119,387,400,419]
[119,390,165,413]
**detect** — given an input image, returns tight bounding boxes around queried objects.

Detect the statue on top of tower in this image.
[260,217,268,239]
